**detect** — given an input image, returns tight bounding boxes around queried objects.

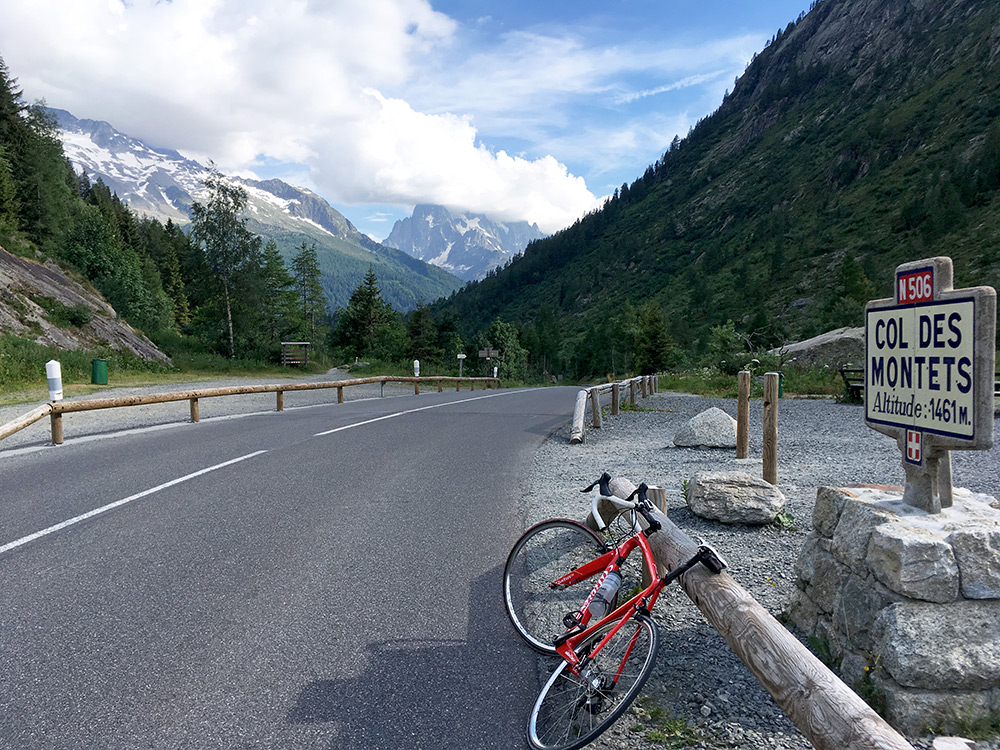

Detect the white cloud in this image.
[312,91,598,233]
[0,0,767,234]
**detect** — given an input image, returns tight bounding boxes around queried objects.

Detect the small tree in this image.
[190,167,262,357]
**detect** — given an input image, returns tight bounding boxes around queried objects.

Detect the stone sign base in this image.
[787,485,1000,734]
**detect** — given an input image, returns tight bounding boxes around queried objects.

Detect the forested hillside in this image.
[433,0,1000,379]
[0,56,330,364]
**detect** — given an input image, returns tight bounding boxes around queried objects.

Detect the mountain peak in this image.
[384,204,546,281]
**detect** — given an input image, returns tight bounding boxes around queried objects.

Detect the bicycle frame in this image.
[552,527,664,673]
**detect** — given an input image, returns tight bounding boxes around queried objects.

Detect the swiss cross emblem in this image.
[905,430,922,465]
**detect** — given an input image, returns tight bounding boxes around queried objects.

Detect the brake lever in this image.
[580,471,613,495]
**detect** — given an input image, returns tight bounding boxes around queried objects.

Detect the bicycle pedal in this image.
[562,611,583,628]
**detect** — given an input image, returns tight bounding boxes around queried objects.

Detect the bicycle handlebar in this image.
[579,471,726,572]
[581,474,660,534]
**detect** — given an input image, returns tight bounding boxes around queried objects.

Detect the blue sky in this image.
[0,0,812,239]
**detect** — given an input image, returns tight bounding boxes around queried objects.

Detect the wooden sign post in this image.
[865,256,996,512]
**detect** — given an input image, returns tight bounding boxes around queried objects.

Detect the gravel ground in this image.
[519,390,1000,750]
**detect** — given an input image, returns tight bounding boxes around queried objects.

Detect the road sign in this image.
[864,256,996,512]
[457,353,467,359]
[478,349,498,358]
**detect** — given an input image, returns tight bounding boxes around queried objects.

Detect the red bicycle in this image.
[503,472,726,750]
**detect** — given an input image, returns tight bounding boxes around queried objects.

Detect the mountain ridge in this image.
[51,108,462,312]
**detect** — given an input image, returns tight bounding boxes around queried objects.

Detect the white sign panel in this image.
[865,298,976,440]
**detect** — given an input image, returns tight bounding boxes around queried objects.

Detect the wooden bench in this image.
[280,341,310,366]
[838,367,864,401]
[840,369,999,401]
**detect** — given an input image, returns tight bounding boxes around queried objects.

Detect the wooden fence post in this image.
[337,386,344,403]
[590,388,602,428]
[50,413,63,445]
[641,377,647,398]
[414,381,420,395]
[629,380,636,407]
[612,383,620,415]
[605,477,914,750]
[438,381,443,392]
[737,370,750,459]
[763,372,779,484]
[190,398,200,423]
[276,391,284,412]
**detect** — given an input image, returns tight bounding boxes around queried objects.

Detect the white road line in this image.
[0,449,268,556]
[314,389,529,436]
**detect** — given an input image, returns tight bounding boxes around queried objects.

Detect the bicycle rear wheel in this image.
[527,613,659,750]
[503,519,607,654]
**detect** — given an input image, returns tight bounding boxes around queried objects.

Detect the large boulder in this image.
[685,471,786,524]
[673,407,737,448]
[769,326,863,370]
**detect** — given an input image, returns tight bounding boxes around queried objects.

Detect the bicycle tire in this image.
[527,613,659,750]
[503,519,607,654]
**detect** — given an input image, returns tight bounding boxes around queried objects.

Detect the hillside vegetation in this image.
[433,0,1000,379]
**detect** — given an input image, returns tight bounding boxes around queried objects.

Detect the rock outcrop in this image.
[0,247,169,361]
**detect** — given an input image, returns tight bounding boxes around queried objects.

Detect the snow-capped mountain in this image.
[51,109,462,310]
[383,204,545,282]
[53,108,359,241]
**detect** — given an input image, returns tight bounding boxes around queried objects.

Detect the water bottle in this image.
[588,571,622,619]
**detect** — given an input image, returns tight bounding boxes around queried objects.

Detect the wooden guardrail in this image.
[606,476,914,750]
[570,375,657,444]
[0,375,500,447]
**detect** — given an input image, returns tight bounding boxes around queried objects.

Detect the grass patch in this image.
[633,696,707,747]
[657,366,841,398]
[954,707,1000,741]
[32,296,93,327]
[0,335,338,407]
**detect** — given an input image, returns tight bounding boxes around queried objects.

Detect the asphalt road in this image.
[0,386,577,749]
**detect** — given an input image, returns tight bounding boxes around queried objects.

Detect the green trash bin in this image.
[91,358,108,385]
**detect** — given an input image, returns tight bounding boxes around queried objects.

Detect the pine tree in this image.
[260,239,299,346]
[407,299,441,361]
[291,241,327,342]
[0,57,76,251]
[333,267,403,359]
[633,302,675,375]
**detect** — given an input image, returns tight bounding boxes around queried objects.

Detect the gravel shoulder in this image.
[520,390,1000,750]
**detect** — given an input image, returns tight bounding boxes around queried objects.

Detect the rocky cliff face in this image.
[0,247,169,361]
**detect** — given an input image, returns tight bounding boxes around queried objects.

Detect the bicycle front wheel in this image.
[503,519,607,654]
[527,613,659,750]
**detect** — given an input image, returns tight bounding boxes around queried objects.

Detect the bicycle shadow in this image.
[287,565,550,749]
